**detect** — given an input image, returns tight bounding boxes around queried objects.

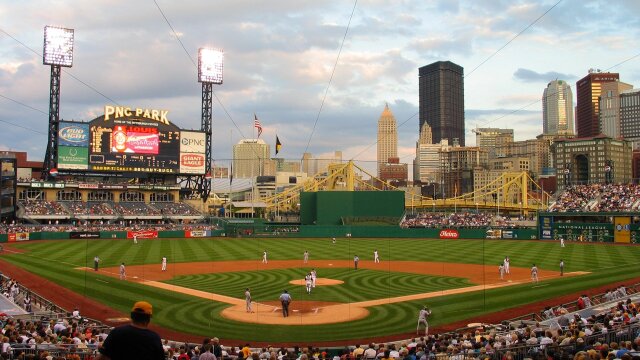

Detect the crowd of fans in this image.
[0,222,219,234]
[153,202,202,216]
[113,202,162,216]
[19,200,202,218]
[548,184,640,213]
[401,213,516,228]
[2,280,640,360]
[21,201,67,216]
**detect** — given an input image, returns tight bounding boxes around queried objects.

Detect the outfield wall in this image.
[0,229,225,243]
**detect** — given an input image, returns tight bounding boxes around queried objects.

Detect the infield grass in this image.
[2,237,640,343]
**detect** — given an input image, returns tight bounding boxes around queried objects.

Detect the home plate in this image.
[133,276,139,279]
[292,310,300,312]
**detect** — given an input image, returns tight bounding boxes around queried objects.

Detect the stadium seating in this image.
[549,184,640,212]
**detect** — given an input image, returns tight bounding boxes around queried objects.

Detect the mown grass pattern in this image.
[3,237,640,342]
[164,268,473,302]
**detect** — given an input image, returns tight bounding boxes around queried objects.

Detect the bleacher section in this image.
[549,184,640,212]
[19,200,203,222]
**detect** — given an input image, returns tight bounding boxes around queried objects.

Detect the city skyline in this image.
[1,1,639,177]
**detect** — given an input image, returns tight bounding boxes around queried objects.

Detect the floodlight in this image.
[198,48,223,84]
[43,26,74,67]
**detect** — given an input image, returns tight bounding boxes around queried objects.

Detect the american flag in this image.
[254,114,263,138]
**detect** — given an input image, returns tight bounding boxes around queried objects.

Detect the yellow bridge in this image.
[262,161,550,214]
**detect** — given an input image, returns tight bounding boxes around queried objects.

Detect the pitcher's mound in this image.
[289,278,344,286]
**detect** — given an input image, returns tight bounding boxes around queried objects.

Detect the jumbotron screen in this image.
[57,106,206,175]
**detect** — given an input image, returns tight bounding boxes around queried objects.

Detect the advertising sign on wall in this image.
[127,230,158,239]
[58,122,89,147]
[58,146,88,170]
[180,131,206,153]
[439,229,459,239]
[179,153,206,174]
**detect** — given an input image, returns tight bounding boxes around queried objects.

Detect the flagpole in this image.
[229,129,233,218]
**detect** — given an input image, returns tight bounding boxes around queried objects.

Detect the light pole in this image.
[197,47,224,201]
[42,25,74,180]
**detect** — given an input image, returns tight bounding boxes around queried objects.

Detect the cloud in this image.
[513,68,576,82]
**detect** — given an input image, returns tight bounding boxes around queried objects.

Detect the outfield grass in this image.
[3,237,640,343]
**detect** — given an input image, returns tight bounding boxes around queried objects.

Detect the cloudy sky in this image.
[1,0,639,176]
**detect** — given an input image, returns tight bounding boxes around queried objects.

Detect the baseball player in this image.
[354,255,359,270]
[245,288,253,312]
[133,234,138,244]
[373,249,380,263]
[262,250,268,264]
[560,237,565,248]
[498,263,505,280]
[504,256,510,274]
[93,255,100,271]
[305,273,313,294]
[303,250,309,264]
[332,237,336,244]
[531,264,539,283]
[311,268,317,288]
[161,256,167,271]
[119,262,126,280]
[417,305,432,335]
[560,259,564,276]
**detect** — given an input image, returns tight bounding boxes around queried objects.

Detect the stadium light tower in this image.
[42,25,74,180]
[196,48,223,201]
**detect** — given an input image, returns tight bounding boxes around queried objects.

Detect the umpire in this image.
[279,290,292,317]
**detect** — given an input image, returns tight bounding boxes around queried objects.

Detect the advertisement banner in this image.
[127,230,158,239]
[8,233,30,242]
[186,230,209,238]
[58,122,90,147]
[614,217,631,243]
[70,232,100,239]
[111,125,159,154]
[486,229,502,239]
[179,153,206,174]
[439,229,459,239]
[502,230,514,239]
[180,131,206,153]
[539,216,553,239]
[58,146,88,170]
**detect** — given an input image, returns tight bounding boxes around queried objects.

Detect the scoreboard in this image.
[57,106,206,175]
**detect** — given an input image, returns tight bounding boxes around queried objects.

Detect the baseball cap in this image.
[132,301,153,315]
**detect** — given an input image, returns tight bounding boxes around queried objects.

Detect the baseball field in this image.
[1,236,640,345]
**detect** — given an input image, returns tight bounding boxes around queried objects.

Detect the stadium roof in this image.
[211,178,253,193]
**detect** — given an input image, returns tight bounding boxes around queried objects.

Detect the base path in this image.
[97,260,586,325]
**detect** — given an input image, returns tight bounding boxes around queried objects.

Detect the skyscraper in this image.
[232,139,270,178]
[377,103,398,177]
[419,61,465,146]
[599,81,633,138]
[575,71,619,137]
[543,80,574,136]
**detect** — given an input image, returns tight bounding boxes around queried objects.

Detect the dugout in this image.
[299,191,405,225]
[538,212,640,243]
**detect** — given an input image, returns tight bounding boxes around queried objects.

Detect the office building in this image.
[543,80,574,135]
[419,61,465,146]
[553,135,632,188]
[377,104,398,177]
[575,71,619,137]
[599,81,633,138]
[474,128,513,158]
[232,139,270,178]
[620,88,640,149]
